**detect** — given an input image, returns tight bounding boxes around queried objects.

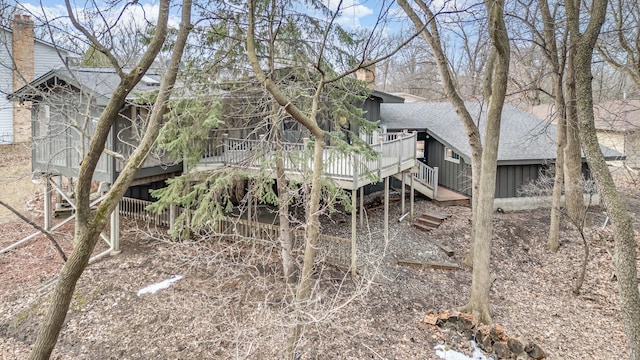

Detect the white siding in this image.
[0,29,13,143]
[0,28,69,144]
[34,41,67,78]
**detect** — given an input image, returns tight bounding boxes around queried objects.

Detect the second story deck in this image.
[194,132,418,190]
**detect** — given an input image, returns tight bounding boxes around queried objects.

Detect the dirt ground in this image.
[0,144,639,359]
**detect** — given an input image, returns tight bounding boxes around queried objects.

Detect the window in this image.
[444,147,461,163]
[416,140,425,159]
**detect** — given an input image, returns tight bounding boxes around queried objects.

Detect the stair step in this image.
[413,222,437,233]
[419,211,450,222]
[415,217,442,228]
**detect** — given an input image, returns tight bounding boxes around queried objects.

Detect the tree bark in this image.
[464,0,510,324]
[286,136,325,358]
[398,0,483,267]
[29,1,192,358]
[568,0,640,357]
[538,0,567,252]
[564,46,585,223]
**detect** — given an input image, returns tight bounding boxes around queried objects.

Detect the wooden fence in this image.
[118,197,354,269]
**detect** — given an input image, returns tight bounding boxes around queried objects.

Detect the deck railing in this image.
[414,161,439,197]
[200,131,417,187]
[118,197,353,269]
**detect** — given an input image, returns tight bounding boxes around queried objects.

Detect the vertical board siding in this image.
[426,138,471,196]
[0,30,14,143]
[494,164,542,198]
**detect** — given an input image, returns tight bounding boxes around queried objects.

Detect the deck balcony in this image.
[194,132,419,190]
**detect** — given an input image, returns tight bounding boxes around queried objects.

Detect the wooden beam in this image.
[110,203,121,255]
[359,186,364,228]
[410,174,415,221]
[401,172,406,215]
[397,259,460,270]
[351,188,357,276]
[44,176,52,231]
[384,176,389,244]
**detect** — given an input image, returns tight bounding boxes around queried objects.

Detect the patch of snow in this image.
[137,275,184,296]
[434,341,494,360]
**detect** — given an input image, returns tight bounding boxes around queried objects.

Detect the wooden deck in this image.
[432,186,470,207]
[194,133,418,190]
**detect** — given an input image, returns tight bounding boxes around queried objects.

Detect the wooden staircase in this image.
[413,211,450,233]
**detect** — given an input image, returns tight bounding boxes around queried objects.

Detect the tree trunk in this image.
[397,0,483,267]
[274,119,296,285]
[548,79,566,252]
[28,2,191,357]
[564,47,585,223]
[464,0,510,324]
[538,0,567,252]
[568,0,640,356]
[286,136,325,358]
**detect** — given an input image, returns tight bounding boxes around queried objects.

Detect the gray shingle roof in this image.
[11,67,161,104]
[380,102,623,164]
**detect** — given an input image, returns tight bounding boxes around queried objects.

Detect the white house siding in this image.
[0,27,69,144]
[0,29,13,143]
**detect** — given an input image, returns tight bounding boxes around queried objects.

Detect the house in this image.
[0,14,76,144]
[530,101,640,169]
[380,101,624,210]
[9,66,183,185]
[10,66,420,269]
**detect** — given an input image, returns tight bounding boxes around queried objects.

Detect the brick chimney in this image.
[356,62,376,90]
[12,14,35,143]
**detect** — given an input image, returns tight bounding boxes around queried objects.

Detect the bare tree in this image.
[399,0,510,324]
[567,0,640,357]
[28,1,193,358]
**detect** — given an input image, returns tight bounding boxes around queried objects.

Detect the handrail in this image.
[414,161,439,197]
[200,132,418,184]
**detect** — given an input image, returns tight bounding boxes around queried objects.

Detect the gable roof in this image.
[9,67,162,105]
[371,90,404,103]
[381,102,623,165]
[0,26,77,55]
[529,100,640,133]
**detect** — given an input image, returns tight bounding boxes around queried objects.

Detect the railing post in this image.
[398,132,404,172]
[222,133,229,165]
[433,166,439,197]
[378,135,383,178]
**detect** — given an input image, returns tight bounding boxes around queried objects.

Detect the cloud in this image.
[323,0,374,29]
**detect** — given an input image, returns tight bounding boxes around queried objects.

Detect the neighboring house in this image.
[390,92,427,103]
[380,101,623,210]
[9,66,182,185]
[0,14,75,144]
[529,101,640,169]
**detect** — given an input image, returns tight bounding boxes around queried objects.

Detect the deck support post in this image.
[110,203,121,255]
[410,174,415,221]
[401,172,406,215]
[44,175,52,231]
[359,186,364,228]
[169,204,177,232]
[384,176,389,245]
[351,188,357,276]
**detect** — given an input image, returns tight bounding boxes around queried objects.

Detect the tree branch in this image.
[0,200,67,262]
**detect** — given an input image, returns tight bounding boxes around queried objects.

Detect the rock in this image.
[493,341,512,359]
[524,342,546,359]
[475,328,494,353]
[459,313,477,330]
[424,309,437,326]
[490,325,507,342]
[507,337,525,354]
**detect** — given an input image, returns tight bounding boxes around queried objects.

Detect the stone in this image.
[524,342,546,359]
[507,337,525,354]
[490,325,507,342]
[493,341,512,359]
[459,313,477,330]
